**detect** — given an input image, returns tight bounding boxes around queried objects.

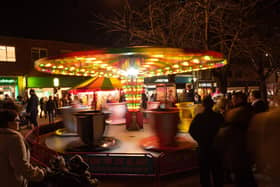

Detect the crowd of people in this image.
[0,90,98,187]
[0,87,279,187]
[0,90,85,128]
[189,90,273,187]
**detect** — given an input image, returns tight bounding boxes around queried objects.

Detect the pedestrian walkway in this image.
[20,115,63,136]
[37,115,63,126]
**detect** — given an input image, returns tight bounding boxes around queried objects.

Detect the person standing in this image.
[46,96,56,124]
[26,89,39,128]
[215,92,257,187]
[0,109,46,187]
[53,96,59,117]
[141,92,148,109]
[39,97,47,119]
[249,90,267,114]
[186,84,194,102]
[189,96,224,187]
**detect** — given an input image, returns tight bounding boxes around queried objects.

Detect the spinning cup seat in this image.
[176,102,195,132]
[146,108,180,147]
[106,102,126,125]
[74,110,105,145]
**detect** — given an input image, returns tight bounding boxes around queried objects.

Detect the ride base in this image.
[25,121,198,187]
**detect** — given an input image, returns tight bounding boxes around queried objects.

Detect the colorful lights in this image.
[192,59,200,64]
[34,47,227,112]
[34,47,227,78]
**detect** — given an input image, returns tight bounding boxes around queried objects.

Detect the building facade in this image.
[0,35,93,99]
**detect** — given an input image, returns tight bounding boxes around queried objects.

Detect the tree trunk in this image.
[259,76,268,105]
[212,67,228,94]
[220,71,228,94]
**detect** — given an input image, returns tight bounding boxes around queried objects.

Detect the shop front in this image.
[26,76,91,99]
[0,77,19,99]
[197,80,217,98]
[144,75,193,101]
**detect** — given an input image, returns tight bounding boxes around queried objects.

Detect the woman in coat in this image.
[0,109,46,187]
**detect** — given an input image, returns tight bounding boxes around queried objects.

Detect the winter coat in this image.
[0,128,45,187]
[189,109,224,149]
[214,104,254,170]
[26,95,39,114]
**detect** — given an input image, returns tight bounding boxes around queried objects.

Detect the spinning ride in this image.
[32,46,227,181]
[35,46,227,125]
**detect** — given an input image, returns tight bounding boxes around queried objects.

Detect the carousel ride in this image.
[28,46,227,179]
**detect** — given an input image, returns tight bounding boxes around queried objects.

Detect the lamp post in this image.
[53,77,59,95]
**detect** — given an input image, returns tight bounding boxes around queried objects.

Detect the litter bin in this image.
[74,110,105,145]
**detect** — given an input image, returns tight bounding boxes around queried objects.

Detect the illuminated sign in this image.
[0,78,17,84]
[198,83,213,87]
[155,79,168,83]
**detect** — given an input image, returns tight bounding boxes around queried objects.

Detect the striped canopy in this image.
[72,77,122,91]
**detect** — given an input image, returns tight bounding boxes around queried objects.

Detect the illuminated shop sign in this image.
[0,78,17,84]
[198,82,216,87]
[155,79,168,83]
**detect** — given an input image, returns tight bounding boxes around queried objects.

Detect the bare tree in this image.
[198,0,268,94]
[94,0,276,95]
[95,0,209,48]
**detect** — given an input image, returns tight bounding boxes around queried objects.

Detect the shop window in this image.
[0,45,16,62]
[31,48,48,62]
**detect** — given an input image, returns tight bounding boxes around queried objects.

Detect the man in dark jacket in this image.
[26,89,39,128]
[46,96,56,124]
[249,90,267,114]
[189,96,224,187]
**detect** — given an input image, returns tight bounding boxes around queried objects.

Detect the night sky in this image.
[0,0,279,47]
[0,0,123,47]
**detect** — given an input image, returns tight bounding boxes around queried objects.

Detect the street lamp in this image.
[53,78,59,94]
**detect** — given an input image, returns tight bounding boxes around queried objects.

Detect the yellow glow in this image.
[100,64,108,68]
[86,57,96,60]
[34,47,227,96]
[192,59,200,64]
[203,56,211,60]
[144,61,154,65]
[147,58,159,61]
[151,54,164,58]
